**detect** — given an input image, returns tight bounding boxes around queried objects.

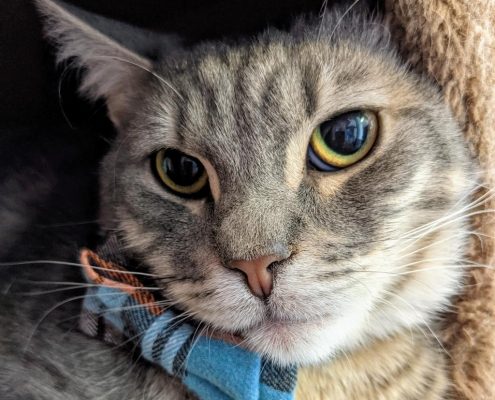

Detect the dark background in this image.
[2,0,375,129]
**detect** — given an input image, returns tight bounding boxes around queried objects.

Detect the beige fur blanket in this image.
[297,1,495,399]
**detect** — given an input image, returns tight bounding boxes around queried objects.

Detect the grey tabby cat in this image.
[1,0,475,398]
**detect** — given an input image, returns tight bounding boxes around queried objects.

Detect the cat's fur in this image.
[0,0,475,398]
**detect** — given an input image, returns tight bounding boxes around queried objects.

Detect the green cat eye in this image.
[154,149,208,197]
[308,110,378,171]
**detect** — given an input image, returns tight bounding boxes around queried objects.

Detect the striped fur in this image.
[297,331,449,400]
[31,0,476,398]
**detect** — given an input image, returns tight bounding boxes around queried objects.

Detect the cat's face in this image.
[39,1,474,365]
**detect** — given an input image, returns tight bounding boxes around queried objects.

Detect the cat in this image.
[0,0,476,398]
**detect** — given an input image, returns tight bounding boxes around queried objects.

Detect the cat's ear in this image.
[35,0,181,128]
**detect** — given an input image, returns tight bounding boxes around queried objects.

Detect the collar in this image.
[79,234,297,400]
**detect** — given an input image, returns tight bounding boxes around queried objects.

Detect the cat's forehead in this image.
[142,37,404,176]
[171,40,318,145]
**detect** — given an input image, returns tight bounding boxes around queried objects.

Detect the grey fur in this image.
[0,0,475,398]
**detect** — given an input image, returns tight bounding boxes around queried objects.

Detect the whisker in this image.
[14,283,162,297]
[374,297,417,343]
[396,230,480,260]
[400,187,495,240]
[402,208,495,241]
[382,290,451,359]
[392,264,495,276]
[22,291,125,355]
[71,329,146,359]
[0,260,162,279]
[36,220,100,228]
[57,59,77,129]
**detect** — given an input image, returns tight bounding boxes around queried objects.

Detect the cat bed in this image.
[297,1,495,399]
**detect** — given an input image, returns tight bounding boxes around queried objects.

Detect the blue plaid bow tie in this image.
[79,235,298,400]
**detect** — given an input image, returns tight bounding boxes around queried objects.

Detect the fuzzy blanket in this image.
[297,1,495,399]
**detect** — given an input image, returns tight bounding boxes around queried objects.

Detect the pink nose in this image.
[230,254,284,298]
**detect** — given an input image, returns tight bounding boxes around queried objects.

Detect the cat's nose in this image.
[230,253,286,298]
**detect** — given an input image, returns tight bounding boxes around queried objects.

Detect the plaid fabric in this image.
[79,235,297,400]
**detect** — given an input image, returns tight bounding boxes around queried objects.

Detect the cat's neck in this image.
[297,330,449,399]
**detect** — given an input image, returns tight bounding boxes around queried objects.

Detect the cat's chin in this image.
[241,312,367,366]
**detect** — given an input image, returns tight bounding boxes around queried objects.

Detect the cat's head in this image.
[38,0,474,365]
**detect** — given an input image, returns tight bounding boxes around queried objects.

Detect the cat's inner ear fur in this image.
[35,0,181,128]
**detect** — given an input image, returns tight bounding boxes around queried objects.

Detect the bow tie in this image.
[78,235,297,400]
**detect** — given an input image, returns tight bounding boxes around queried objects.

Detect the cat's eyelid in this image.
[311,106,383,131]
[152,147,221,203]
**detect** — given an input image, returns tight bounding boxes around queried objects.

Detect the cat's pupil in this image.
[321,112,369,155]
[163,150,203,186]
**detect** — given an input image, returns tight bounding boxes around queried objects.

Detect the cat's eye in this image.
[308,110,378,171]
[154,149,209,197]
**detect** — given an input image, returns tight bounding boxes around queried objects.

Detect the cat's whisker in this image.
[14,283,162,297]
[35,219,100,228]
[2,277,17,295]
[374,297,418,344]
[154,276,196,284]
[392,256,467,271]
[387,256,482,272]
[396,230,473,260]
[0,259,163,278]
[93,299,178,316]
[178,321,208,372]
[76,329,148,359]
[391,264,495,276]
[382,290,451,360]
[162,311,202,335]
[399,188,495,240]
[398,229,489,261]
[347,267,442,295]
[50,295,202,330]
[396,209,495,257]
[348,259,495,278]
[22,291,126,356]
[401,207,495,242]
[97,294,207,319]
[402,184,495,233]
[57,59,77,129]
[17,279,163,288]
[345,273,429,350]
